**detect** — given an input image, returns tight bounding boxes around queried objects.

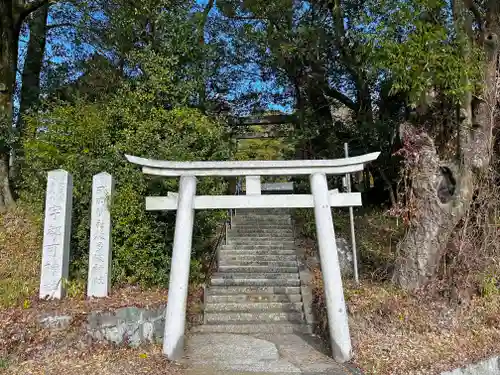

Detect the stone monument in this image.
[87,172,114,298]
[39,169,73,299]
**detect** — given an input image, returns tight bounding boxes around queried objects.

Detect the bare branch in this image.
[201,0,215,28]
[323,86,358,111]
[227,16,267,20]
[46,22,73,30]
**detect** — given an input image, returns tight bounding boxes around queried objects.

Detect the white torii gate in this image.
[125,152,380,363]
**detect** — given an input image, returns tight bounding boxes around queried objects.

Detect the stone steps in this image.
[198,208,312,335]
[228,234,294,239]
[218,260,298,267]
[218,265,298,273]
[235,208,291,215]
[191,322,312,334]
[206,286,301,295]
[229,227,294,232]
[225,237,295,247]
[229,232,295,241]
[230,225,293,229]
[233,213,291,219]
[231,222,292,226]
[221,244,295,250]
[223,239,294,244]
[219,254,297,261]
[205,302,304,312]
[224,245,295,250]
[211,278,301,287]
[233,220,292,226]
[205,311,304,324]
[232,223,292,228]
[219,245,296,256]
[230,230,293,235]
[205,293,302,303]
[212,272,299,280]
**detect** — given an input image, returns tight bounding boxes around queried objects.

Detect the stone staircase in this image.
[193,208,311,334]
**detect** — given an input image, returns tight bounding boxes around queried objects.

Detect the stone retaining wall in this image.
[440,356,500,375]
[39,305,166,347]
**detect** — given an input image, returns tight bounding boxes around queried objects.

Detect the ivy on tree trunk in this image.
[392,0,500,290]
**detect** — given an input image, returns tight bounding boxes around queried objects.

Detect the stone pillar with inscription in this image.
[40,170,73,300]
[245,176,261,195]
[87,172,114,298]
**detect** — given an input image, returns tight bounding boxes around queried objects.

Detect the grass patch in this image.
[293,207,404,281]
[0,206,42,308]
[337,208,403,280]
[0,357,9,369]
[311,268,500,374]
[298,207,500,373]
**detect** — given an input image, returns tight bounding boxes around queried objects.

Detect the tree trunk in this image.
[393,11,499,290]
[392,124,475,289]
[0,0,19,210]
[19,3,49,125]
[10,3,49,180]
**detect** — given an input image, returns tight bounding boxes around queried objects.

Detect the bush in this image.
[20,94,231,288]
[293,206,403,281]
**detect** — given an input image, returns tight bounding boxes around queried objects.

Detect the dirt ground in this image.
[5,345,185,375]
[311,266,500,374]
[0,285,206,375]
[2,208,499,375]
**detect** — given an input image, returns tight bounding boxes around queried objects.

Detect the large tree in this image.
[0,0,55,210]
[211,0,500,290]
[391,0,500,289]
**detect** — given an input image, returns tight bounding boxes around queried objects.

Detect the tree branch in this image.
[46,22,73,30]
[323,86,358,111]
[329,0,373,118]
[18,0,52,21]
[201,0,215,28]
[227,15,268,21]
[331,0,349,60]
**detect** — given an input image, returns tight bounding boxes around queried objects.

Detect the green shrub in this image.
[20,95,231,288]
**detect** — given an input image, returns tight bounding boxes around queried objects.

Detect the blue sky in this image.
[14,0,291,115]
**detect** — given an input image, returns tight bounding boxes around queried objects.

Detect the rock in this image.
[304,237,354,277]
[86,305,166,346]
[39,315,73,330]
[38,305,167,347]
[440,356,500,375]
[336,237,354,277]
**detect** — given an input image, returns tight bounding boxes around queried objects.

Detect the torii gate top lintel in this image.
[124,152,380,177]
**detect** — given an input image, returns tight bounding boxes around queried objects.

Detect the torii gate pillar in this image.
[310,172,352,362]
[163,175,196,360]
